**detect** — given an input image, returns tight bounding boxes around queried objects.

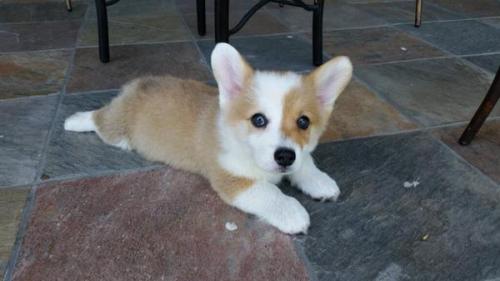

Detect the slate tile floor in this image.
[0,0,499,280]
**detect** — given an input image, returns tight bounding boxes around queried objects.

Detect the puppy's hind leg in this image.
[64,102,131,151]
[64,111,97,132]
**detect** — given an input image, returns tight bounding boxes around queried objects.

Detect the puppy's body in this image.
[65,44,353,234]
[95,76,220,178]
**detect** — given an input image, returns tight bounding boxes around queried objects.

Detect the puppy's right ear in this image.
[211,43,253,107]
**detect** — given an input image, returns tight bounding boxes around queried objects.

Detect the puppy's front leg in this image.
[232,181,310,234]
[290,153,340,201]
[210,171,310,234]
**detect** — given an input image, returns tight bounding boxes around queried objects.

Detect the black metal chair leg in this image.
[214,0,230,42]
[196,0,206,36]
[312,0,324,66]
[459,67,500,145]
[65,0,72,11]
[415,0,422,27]
[95,0,110,63]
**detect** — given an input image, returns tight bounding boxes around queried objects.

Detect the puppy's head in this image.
[211,43,352,175]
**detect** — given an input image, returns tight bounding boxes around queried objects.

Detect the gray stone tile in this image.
[481,18,500,29]
[66,42,211,93]
[42,91,157,179]
[182,10,290,40]
[320,80,417,142]
[399,20,500,55]
[353,1,463,23]
[356,58,499,126]
[87,0,176,18]
[282,132,500,281]
[321,27,445,65]
[0,1,87,23]
[80,1,191,46]
[0,95,58,187]
[464,54,500,74]
[0,21,81,52]
[197,34,320,72]
[428,0,500,18]
[0,50,71,99]
[176,0,258,13]
[0,187,30,278]
[340,0,413,3]
[79,14,191,47]
[433,120,500,184]
[266,2,386,31]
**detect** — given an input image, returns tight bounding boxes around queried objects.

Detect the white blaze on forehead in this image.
[252,71,302,131]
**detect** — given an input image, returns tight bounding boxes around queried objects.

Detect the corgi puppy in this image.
[64,43,352,234]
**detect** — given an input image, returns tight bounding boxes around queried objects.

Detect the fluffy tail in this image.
[64,111,96,132]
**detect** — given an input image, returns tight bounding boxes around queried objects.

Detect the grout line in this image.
[3,186,37,281]
[2,17,498,59]
[3,115,499,191]
[0,183,30,191]
[66,88,121,96]
[351,21,498,123]
[259,6,335,60]
[0,92,60,103]
[1,18,84,26]
[77,37,195,48]
[172,1,212,72]
[0,47,74,55]
[391,23,497,78]
[352,73,425,126]
[358,51,500,67]
[292,238,319,281]
[2,115,498,191]
[343,0,414,3]
[319,116,500,146]
[193,30,305,42]
[32,164,165,186]
[30,4,91,184]
[0,77,214,104]
[2,6,92,281]
[430,135,500,189]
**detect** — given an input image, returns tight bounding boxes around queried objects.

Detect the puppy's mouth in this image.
[277,166,292,174]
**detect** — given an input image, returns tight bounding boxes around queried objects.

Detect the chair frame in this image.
[198,0,325,66]
[459,67,500,145]
[66,0,423,65]
[84,0,325,65]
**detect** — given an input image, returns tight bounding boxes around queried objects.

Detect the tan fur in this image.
[92,76,253,202]
[281,79,322,148]
[89,57,348,204]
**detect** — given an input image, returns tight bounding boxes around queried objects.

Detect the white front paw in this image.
[263,197,310,234]
[300,172,340,201]
[231,182,310,235]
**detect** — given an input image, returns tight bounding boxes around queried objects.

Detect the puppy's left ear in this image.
[211,43,253,107]
[308,56,353,109]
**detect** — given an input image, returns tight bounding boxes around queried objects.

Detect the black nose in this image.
[274,148,296,167]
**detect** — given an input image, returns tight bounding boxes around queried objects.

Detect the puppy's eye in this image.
[297,116,310,130]
[250,113,268,128]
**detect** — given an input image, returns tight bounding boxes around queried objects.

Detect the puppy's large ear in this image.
[211,43,253,107]
[308,56,353,109]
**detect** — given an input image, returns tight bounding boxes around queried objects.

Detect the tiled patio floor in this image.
[1,0,499,280]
